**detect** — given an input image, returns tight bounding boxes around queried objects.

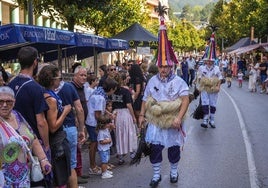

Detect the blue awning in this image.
[106,38,129,51]
[44,33,129,62]
[0,24,129,62]
[0,23,76,61]
[43,32,108,62]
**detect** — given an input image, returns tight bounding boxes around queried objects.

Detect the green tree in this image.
[192,6,202,22]
[180,4,192,21]
[209,0,268,48]
[168,19,205,53]
[15,0,113,31]
[81,0,147,36]
[200,2,215,22]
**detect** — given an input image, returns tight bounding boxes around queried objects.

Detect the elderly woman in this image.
[0,86,51,187]
[38,65,71,187]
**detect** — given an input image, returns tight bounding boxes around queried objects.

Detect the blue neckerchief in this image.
[156,72,175,83]
[93,87,108,100]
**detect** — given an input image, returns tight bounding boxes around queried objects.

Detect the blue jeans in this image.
[63,126,78,169]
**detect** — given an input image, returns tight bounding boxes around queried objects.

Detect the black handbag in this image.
[192,97,204,120]
[193,86,200,99]
[50,130,66,159]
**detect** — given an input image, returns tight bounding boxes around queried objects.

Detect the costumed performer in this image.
[197,32,223,128]
[139,3,189,187]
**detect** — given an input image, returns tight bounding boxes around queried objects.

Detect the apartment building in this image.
[0,0,89,33]
[147,0,169,21]
[0,0,169,27]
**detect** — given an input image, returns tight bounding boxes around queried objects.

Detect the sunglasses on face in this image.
[110,68,116,71]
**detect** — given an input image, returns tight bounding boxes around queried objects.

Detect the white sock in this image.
[152,162,161,180]
[170,162,178,177]
[210,113,215,122]
[203,114,209,124]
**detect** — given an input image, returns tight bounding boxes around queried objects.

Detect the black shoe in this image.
[209,122,216,128]
[80,174,90,179]
[170,174,179,183]
[118,159,125,165]
[201,123,208,128]
[149,176,161,188]
[77,176,88,184]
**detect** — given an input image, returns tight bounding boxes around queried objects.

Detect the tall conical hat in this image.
[202,32,217,61]
[155,2,178,67]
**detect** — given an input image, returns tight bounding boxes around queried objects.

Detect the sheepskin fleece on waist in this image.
[145,96,185,129]
[199,77,220,93]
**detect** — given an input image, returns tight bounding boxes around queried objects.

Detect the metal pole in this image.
[28,0,33,25]
[94,47,97,75]
[58,45,62,73]
[222,38,224,56]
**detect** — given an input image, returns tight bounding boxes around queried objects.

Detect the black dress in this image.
[45,90,71,186]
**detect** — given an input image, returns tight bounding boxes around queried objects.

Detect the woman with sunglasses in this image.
[38,65,72,187]
[107,65,117,80]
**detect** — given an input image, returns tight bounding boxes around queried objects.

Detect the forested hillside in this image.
[169,0,218,10]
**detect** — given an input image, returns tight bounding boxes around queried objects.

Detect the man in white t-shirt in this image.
[220,56,229,77]
[186,55,196,87]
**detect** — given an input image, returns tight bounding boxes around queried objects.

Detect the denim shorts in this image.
[260,74,267,83]
[98,150,110,163]
[86,125,97,142]
[63,126,77,169]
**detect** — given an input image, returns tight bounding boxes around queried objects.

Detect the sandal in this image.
[107,163,115,170]
[89,166,101,175]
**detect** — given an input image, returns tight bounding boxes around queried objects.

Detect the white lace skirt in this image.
[115,108,138,155]
[145,123,186,148]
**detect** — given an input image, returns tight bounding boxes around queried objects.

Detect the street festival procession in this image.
[0,0,268,188]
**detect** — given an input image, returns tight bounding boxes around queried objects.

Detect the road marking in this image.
[222,89,259,188]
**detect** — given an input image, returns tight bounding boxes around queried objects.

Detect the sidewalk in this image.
[78,142,135,187]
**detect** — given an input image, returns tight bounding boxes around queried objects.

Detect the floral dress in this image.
[0,110,35,188]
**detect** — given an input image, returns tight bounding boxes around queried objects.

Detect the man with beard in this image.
[139,63,189,187]
[8,46,51,187]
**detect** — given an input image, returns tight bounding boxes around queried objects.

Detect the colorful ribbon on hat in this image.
[203,32,217,61]
[157,16,178,66]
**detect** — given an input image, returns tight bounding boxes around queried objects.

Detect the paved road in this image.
[78,80,268,188]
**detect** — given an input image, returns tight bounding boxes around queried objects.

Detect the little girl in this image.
[237,69,244,88]
[226,64,233,88]
[96,114,114,179]
[105,100,116,169]
[248,64,257,92]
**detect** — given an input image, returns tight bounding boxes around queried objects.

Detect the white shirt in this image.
[143,74,189,147]
[97,128,112,151]
[84,86,96,101]
[237,73,244,80]
[197,64,223,80]
[186,58,196,70]
[86,94,106,127]
[221,59,229,68]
